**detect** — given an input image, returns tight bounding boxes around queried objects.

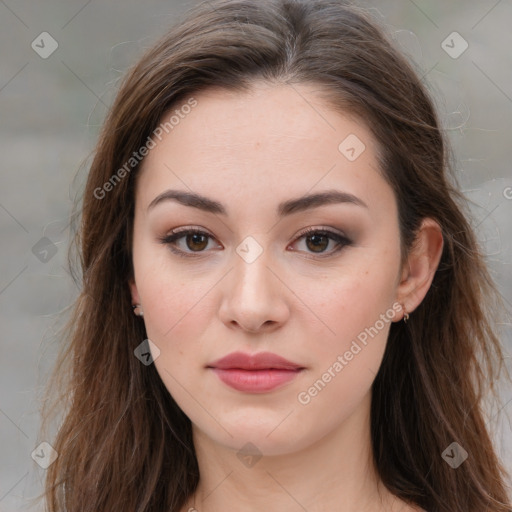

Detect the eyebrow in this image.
[147,189,368,216]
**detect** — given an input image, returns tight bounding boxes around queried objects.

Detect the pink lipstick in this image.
[207,351,304,393]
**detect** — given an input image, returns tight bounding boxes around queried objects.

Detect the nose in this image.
[218,244,290,334]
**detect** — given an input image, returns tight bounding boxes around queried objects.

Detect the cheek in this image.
[305,283,392,393]
[141,271,211,347]
[138,267,214,397]
[304,250,399,350]
[132,241,215,359]
[293,269,396,427]
[294,250,400,416]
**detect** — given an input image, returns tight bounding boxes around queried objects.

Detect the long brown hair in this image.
[39,1,512,511]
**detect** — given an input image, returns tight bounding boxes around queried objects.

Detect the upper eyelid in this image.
[164,226,347,241]
[162,226,350,254]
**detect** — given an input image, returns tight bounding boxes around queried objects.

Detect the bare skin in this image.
[129,82,442,512]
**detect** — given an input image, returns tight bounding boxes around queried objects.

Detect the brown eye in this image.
[292,228,352,257]
[305,233,330,253]
[159,228,218,257]
[185,232,209,251]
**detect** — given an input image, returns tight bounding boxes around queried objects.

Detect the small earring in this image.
[132,303,144,317]
[402,304,409,323]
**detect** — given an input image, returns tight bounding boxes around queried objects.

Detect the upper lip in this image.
[207,351,304,371]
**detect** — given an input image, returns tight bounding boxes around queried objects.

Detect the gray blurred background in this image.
[0,0,511,510]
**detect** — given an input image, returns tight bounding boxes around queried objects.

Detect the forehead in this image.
[135,82,394,220]
[146,82,366,156]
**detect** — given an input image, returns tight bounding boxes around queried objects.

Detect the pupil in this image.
[188,233,207,251]
[307,234,328,252]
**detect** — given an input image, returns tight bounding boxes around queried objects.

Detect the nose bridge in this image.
[219,235,289,331]
[232,236,275,301]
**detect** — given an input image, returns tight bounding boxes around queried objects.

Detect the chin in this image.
[195,413,318,457]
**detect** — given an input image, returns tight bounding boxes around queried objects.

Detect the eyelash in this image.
[158,226,352,259]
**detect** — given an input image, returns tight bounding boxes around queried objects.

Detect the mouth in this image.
[206,351,305,393]
[208,367,304,393]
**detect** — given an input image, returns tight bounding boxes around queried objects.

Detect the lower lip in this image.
[210,368,303,393]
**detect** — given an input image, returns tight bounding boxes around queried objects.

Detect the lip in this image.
[207,351,305,393]
[208,351,303,371]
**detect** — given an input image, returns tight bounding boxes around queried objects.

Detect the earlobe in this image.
[396,218,444,318]
[129,279,144,317]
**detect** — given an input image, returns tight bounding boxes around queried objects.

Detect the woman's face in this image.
[130,82,405,455]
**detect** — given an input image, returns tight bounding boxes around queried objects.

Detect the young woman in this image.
[40,1,512,511]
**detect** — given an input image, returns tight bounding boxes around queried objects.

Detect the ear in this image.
[395,218,444,320]
[129,278,141,306]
